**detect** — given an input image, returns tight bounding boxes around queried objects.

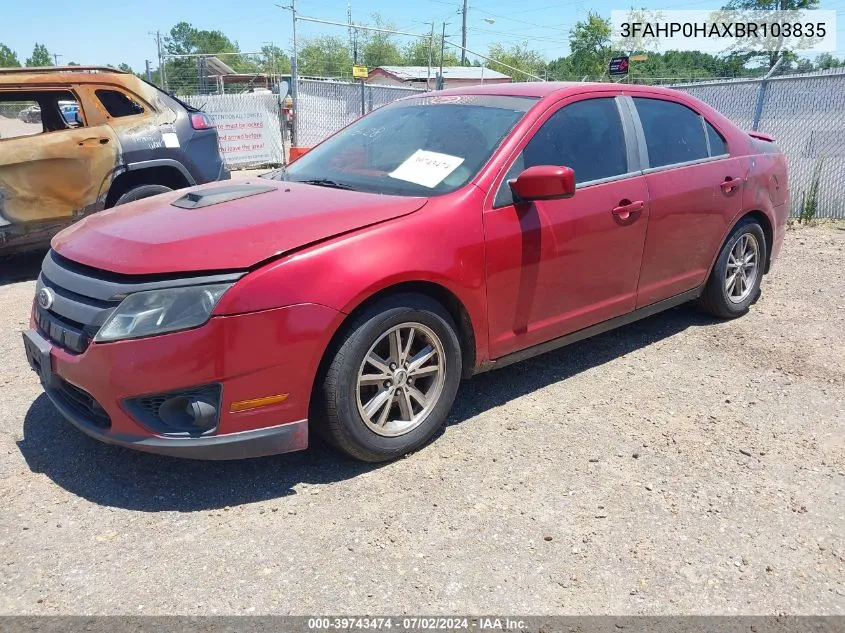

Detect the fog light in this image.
[159,396,218,431]
[125,384,221,436]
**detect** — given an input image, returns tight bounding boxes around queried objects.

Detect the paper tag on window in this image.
[389,150,465,188]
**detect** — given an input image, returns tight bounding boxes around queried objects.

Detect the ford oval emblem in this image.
[37,287,55,311]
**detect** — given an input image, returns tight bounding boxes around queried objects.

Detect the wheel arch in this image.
[711,209,775,276]
[741,210,774,273]
[105,163,193,208]
[311,281,478,410]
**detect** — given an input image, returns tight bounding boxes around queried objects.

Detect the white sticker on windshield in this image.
[389,150,465,189]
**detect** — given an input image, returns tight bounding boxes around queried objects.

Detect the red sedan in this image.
[22,82,789,461]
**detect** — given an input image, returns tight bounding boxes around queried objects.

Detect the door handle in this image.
[78,137,110,146]
[612,200,644,220]
[720,177,743,194]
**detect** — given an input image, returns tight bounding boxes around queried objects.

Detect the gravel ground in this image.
[0,224,843,616]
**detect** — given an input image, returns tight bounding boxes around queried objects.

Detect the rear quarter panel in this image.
[742,139,789,265]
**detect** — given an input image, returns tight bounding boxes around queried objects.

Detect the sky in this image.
[2,0,845,73]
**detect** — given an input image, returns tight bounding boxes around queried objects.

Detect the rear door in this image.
[484,94,651,358]
[0,87,117,237]
[630,96,747,307]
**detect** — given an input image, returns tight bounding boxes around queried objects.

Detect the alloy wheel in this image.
[725,233,760,303]
[356,322,446,437]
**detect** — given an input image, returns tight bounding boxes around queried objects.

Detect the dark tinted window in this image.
[96,89,144,117]
[494,97,628,207]
[706,121,728,155]
[633,98,708,168]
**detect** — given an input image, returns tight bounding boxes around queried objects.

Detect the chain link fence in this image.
[673,68,845,219]
[183,92,286,168]
[294,79,424,148]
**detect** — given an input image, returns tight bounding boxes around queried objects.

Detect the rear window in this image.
[706,121,728,156]
[633,97,709,168]
[96,89,144,117]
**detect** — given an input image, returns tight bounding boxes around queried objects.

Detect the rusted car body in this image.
[0,66,228,256]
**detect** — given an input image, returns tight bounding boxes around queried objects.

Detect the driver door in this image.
[483,95,651,358]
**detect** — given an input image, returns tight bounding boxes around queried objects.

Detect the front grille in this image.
[35,252,121,354]
[52,378,111,429]
[35,305,92,354]
[34,250,246,354]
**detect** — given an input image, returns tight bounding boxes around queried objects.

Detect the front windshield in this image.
[281,94,537,197]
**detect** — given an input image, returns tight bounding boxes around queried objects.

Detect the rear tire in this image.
[317,294,462,462]
[114,184,172,206]
[698,218,767,319]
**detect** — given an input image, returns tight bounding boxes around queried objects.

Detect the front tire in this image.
[114,184,173,206]
[317,294,462,462]
[698,218,767,319]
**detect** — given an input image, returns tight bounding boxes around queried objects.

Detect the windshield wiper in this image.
[296,178,357,191]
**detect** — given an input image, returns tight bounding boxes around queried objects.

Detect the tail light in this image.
[190,112,214,130]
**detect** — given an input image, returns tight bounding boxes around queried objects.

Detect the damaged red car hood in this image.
[52,180,427,275]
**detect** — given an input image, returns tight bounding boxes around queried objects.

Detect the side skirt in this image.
[475,286,703,374]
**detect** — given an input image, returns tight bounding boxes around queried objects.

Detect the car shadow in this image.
[0,249,46,286]
[17,304,719,513]
[446,304,718,426]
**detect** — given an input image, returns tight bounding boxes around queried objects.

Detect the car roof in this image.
[0,66,132,86]
[434,81,686,100]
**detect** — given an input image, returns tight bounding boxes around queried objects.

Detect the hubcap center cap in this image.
[393,369,408,386]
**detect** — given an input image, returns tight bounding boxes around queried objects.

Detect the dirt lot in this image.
[0,224,843,615]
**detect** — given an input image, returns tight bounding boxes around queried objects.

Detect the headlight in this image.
[95,284,232,343]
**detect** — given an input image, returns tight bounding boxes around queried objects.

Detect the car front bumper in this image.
[23,303,343,460]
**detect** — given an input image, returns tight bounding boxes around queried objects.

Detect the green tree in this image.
[359,15,403,68]
[546,56,576,81]
[298,36,352,78]
[403,37,458,67]
[67,61,80,66]
[260,44,291,74]
[568,12,611,79]
[815,53,843,70]
[26,43,52,67]
[116,63,133,73]
[486,43,545,82]
[0,43,21,67]
[163,22,259,93]
[719,0,821,69]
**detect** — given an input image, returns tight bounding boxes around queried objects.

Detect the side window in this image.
[706,121,728,156]
[494,97,628,208]
[96,89,144,117]
[0,90,83,140]
[633,98,708,168]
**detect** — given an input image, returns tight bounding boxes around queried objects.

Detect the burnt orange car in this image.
[0,66,228,256]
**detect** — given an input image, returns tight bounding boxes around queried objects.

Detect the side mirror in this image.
[510,165,575,202]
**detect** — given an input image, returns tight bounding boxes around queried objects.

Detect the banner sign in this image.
[609,56,630,76]
[207,111,273,166]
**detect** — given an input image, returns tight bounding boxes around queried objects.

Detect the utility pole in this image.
[290,0,299,146]
[439,22,447,90]
[52,53,62,66]
[151,30,165,88]
[427,22,434,90]
[460,0,467,66]
[348,4,358,65]
[145,59,152,82]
